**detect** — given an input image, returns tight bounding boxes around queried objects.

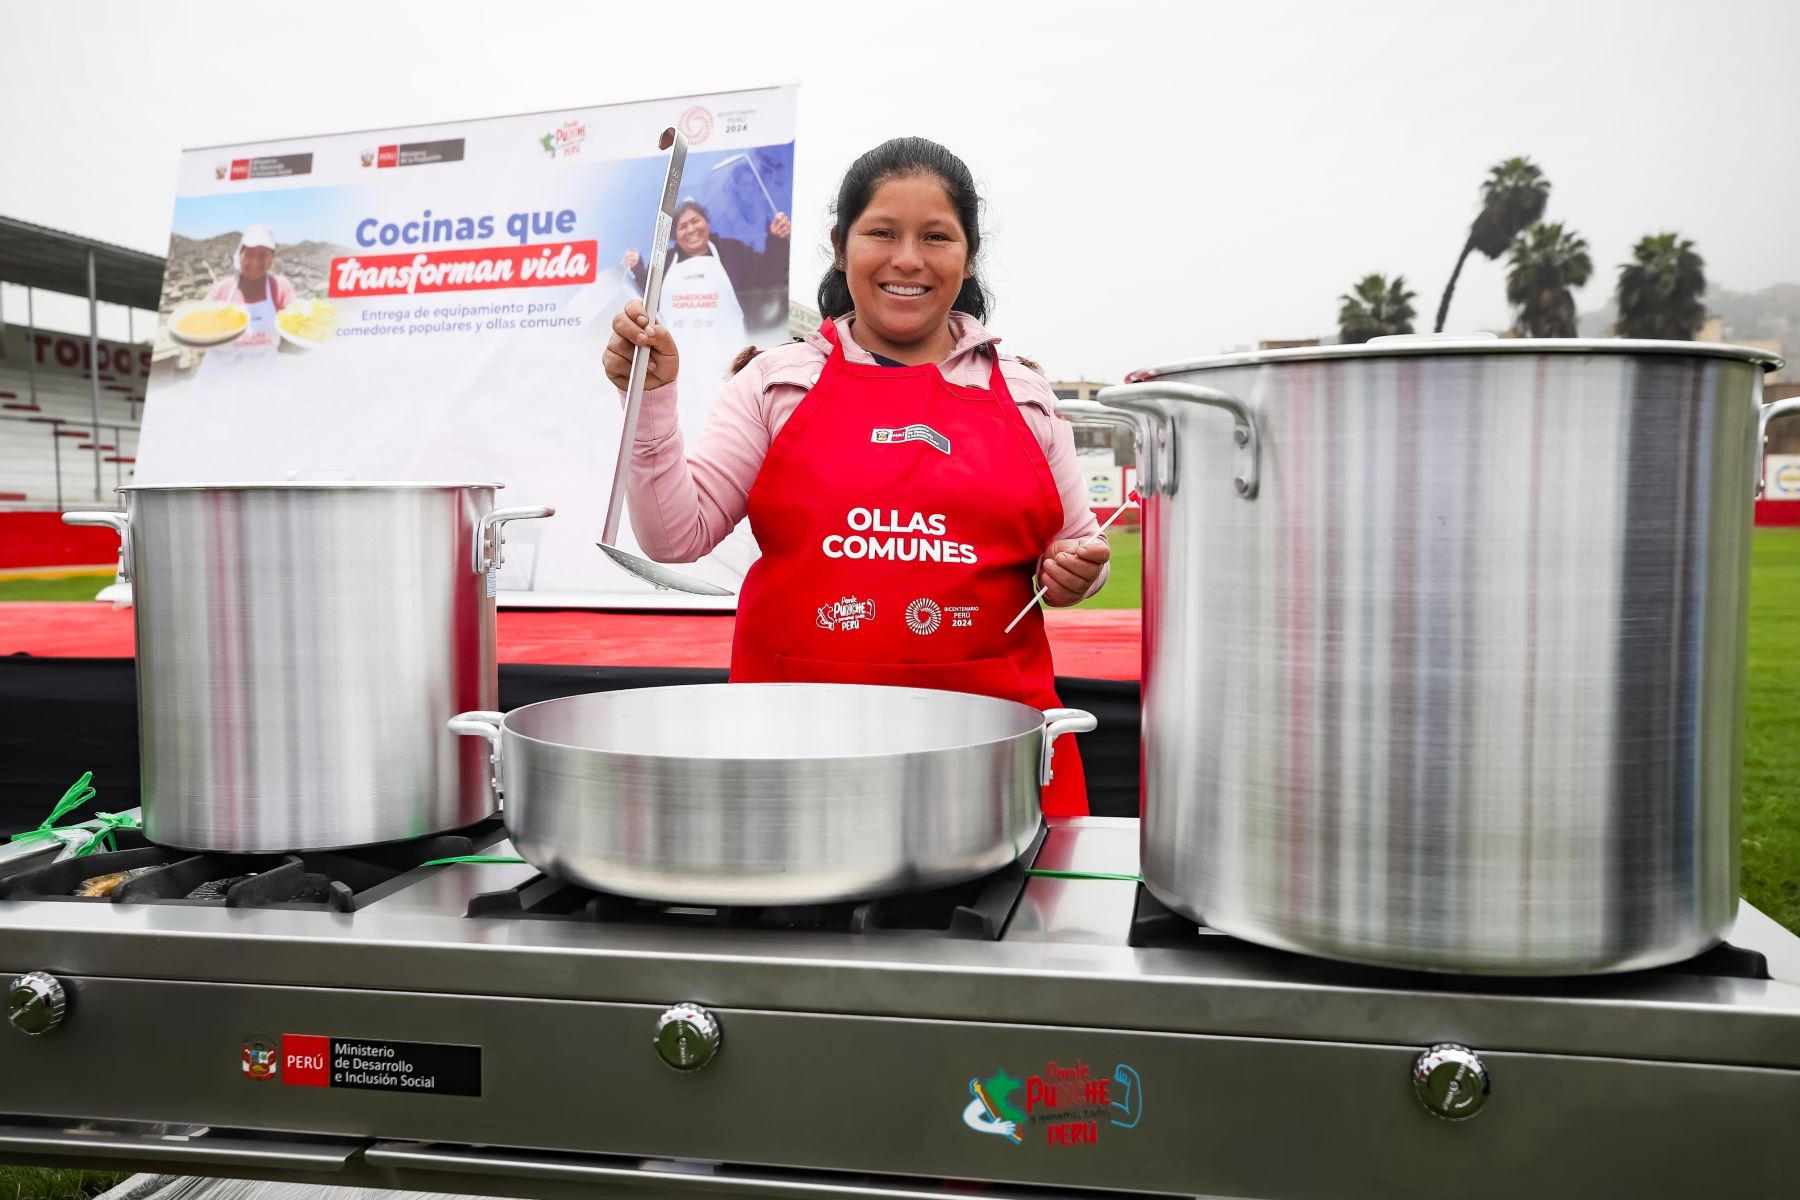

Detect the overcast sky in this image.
[2,0,1795,380]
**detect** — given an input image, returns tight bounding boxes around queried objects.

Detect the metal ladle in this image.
[597,126,734,597]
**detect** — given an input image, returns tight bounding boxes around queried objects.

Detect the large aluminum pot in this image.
[449,683,1095,904]
[1091,337,1796,975]
[64,484,552,851]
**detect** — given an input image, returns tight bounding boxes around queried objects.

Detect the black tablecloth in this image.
[0,657,1140,836]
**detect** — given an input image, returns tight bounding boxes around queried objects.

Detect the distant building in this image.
[788,299,820,339]
[1694,313,1786,375]
[1049,379,1133,466]
[1050,379,1109,402]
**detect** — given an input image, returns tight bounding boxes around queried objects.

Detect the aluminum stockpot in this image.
[449,683,1095,904]
[1090,337,1797,975]
[65,484,553,852]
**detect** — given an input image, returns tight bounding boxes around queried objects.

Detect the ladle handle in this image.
[604,126,689,545]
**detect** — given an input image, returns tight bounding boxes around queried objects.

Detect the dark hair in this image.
[674,198,709,223]
[817,137,988,322]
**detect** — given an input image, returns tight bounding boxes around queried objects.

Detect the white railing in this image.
[0,411,141,510]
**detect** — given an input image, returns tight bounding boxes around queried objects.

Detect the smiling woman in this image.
[598,137,1112,817]
[816,142,988,365]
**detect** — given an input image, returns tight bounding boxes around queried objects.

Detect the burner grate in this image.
[467,826,1047,941]
[1125,886,1771,981]
[0,820,502,911]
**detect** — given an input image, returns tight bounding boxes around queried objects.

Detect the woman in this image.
[624,199,791,385]
[603,138,1109,815]
[202,225,295,358]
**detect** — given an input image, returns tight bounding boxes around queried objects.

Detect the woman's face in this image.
[839,175,970,350]
[675,209,711,256]
[240,246,274,283]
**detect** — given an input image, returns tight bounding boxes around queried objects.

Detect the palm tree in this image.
[1506,222,1593,337]
[1338,274,1418,344]
[1434,157,1550,332]
[1615,233,1707,340]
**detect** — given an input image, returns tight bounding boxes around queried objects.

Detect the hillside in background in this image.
[1581,282,1800,345]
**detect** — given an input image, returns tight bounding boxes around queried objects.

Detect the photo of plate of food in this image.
[278,298,338,349]
[167,300,251,347]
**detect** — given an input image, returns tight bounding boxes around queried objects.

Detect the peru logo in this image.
[871,425,951,455]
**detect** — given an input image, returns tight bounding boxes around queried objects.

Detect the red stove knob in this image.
[7,972,68,1036]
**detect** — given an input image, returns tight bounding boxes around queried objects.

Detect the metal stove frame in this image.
[3,818,1798,1200]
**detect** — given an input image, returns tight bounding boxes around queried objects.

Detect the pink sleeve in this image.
[623,365,775,563]
[203,279,234,302]
[1006,365,1111,602]
[1040,412,1102,544]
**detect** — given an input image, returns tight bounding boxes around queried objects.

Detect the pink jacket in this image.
[625,312,1109,599]
[204,273,297,309]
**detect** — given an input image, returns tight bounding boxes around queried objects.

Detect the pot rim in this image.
[1129,336,1784,380]
[496,682,1051,764]
[114,481,504,492]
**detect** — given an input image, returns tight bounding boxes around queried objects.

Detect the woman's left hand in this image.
[769,212,792,239]
[1038,539,1110,607]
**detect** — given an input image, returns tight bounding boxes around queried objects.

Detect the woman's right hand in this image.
[604,299,680,391]
[621,248,641,271]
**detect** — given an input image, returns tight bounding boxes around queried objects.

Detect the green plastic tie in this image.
[9,773,142,857]
[1024,869,1143,882]
[420,855,529,868]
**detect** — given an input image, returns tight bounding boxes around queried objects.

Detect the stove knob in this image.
[1413,1044,1488,1120]
[7,972,68,1036]
[654,1002,721,1071]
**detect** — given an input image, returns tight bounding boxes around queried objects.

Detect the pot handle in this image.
[1040,707,1098,787]
[61,511,132,582]
[448,710,505,801]
[472,505,556,575]
[1057,400,1162,495]
[1758,397,1800,498]
[1096,381,1260,499]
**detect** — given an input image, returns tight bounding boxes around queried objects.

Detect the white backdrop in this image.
[135,86,798,608]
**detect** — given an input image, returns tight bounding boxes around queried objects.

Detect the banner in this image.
[137,86,797,607]
[0,327,150,385]
[1768,454,1800,500]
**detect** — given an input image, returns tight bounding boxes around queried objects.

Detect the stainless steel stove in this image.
[3,817,1798,1200]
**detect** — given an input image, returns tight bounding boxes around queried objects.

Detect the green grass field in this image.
[1743,529,1800,932]
[0,573,112,602]
[1084,526,1143,610]
[0,1169,123,1199]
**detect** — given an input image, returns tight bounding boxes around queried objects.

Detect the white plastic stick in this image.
[1003,494,1139,634]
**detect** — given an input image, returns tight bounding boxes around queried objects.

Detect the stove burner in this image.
[1125,886,1771,981]
[467,827,1048,941]
[0,819,503,912]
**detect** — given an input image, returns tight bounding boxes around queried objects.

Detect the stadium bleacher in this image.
[0,354,142,509]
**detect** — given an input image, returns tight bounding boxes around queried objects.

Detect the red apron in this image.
[731,319,1088,815]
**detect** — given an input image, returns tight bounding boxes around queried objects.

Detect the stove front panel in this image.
[1,975,1795,1199]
